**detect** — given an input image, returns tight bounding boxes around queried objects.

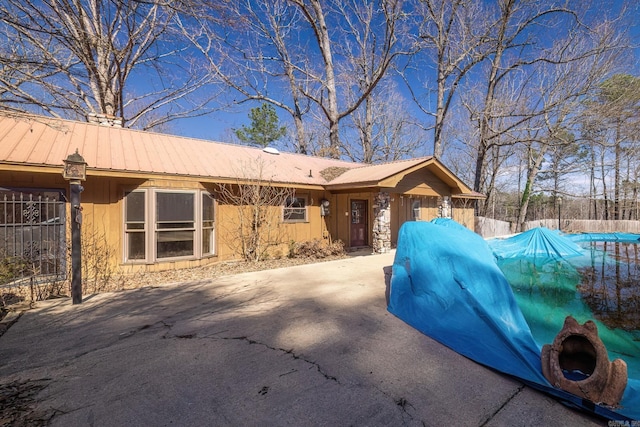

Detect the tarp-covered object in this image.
[388,219,639,421]
[489,227,584,260]
[568,232,640,243]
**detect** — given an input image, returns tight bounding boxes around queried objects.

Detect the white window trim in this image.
[283,195,308,223]
[123,189,216,263]
[202,192,216,256]
[153,189,197,261]
[123,188,148,263]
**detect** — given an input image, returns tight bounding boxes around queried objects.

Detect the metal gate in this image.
[1,191,67,287]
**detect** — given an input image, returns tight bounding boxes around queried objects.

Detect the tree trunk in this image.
[433,66,446,159]
[589,140,597,220]
[614,120,621,220]
[601,148,610,220]
[363,96,374,163]
[516,145,547,231]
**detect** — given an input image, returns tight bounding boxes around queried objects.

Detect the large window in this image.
[283,196,307,222]
[124,189,215,262]
[156,192,195,259]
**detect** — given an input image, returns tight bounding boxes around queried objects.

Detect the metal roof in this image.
[0,113,358,186]
[0,112,482,198]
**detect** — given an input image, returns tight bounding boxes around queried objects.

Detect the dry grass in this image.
[113,254,348,290]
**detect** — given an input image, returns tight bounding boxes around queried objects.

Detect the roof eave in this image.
[323,180,381,191]
[452,192,486,200]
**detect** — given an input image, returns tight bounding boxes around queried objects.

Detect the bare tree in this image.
[0,0,217,129]
[343,81,424,163]
[512,22,621,230]
[460,0,627,217]
[292,0,413,157]
[216,158,293,262]
[178,0,315,153]
[592,75,640,220]
[403,0,492,159]
[184,0,412,158]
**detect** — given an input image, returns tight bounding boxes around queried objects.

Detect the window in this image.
[202,193,215,255]
[125,191,146,260]
[156,192,195,259]
[412,199,421,220]
[124,189,215,263]
[283,196,307,222]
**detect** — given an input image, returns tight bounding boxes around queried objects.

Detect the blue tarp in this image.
[567,232,640,243]
[489,227,584,260]
[388,219,639,421]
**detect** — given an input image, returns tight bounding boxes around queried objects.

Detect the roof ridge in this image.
[349,156,433,169]
[0,111,364,167]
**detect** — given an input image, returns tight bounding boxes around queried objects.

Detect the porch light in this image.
[63,149,88,181]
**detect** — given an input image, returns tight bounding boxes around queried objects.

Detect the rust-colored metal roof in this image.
[325,156,478,195]
[0,113,481,198]
[0,113,360,186]
[325,157,433,186]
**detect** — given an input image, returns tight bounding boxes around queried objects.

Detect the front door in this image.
[350,200,368,247]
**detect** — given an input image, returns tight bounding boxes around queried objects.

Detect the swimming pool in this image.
[496,241,640,380]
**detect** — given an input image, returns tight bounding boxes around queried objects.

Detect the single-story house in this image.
[0,112,484,274]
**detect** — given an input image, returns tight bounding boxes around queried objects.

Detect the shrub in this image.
[290,238,345,259]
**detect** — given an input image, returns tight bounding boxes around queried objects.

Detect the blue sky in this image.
[134,0,640,160]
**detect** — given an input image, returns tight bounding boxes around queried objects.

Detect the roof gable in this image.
[324,156,478,196]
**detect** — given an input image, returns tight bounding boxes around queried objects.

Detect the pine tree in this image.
[235,104,287,147]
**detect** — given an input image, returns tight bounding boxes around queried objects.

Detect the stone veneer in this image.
[373,192,391,253]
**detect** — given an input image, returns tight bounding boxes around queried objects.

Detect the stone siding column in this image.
[373,192,391,253]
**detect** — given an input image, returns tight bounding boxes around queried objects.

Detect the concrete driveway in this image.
[0,251,602,426]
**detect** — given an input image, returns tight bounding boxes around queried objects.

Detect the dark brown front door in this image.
[350,200,368,247]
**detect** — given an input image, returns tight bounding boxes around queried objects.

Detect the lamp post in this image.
[557,196,563,232]
[63,149,87,304]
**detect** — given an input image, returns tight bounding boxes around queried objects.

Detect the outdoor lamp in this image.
[63,148,87,304]
[63,149,87,181]
[320,199,330,216]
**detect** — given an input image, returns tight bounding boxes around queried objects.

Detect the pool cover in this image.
[489,227,584,260]
[387,220,639,421]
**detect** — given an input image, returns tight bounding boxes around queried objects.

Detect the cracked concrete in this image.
[0,251,603,426]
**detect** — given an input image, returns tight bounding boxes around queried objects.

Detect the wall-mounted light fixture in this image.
[320,199,330,216]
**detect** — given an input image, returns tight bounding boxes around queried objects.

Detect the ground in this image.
[0,254,349,426]
[1,254,349,327]
[115,254,349,290]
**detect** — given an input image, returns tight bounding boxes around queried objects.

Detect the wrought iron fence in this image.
[1,192,67,287]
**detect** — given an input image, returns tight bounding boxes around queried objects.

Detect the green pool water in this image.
[497,241,640,380]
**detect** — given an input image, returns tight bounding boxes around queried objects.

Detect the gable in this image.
[390,169,451,196]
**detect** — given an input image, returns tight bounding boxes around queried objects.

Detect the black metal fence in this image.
[1,192,67,287]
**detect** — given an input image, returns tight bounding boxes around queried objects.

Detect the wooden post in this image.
[70,181,83,304]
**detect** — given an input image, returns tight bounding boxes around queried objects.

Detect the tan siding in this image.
[452,199,476,230]
[334,193,350,246]
[394,169,450,196]
[2,149,479,275]
[418,196,439,221]
[390,193,400,246]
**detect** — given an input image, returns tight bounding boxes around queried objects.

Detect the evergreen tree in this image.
[235,104,287,147]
